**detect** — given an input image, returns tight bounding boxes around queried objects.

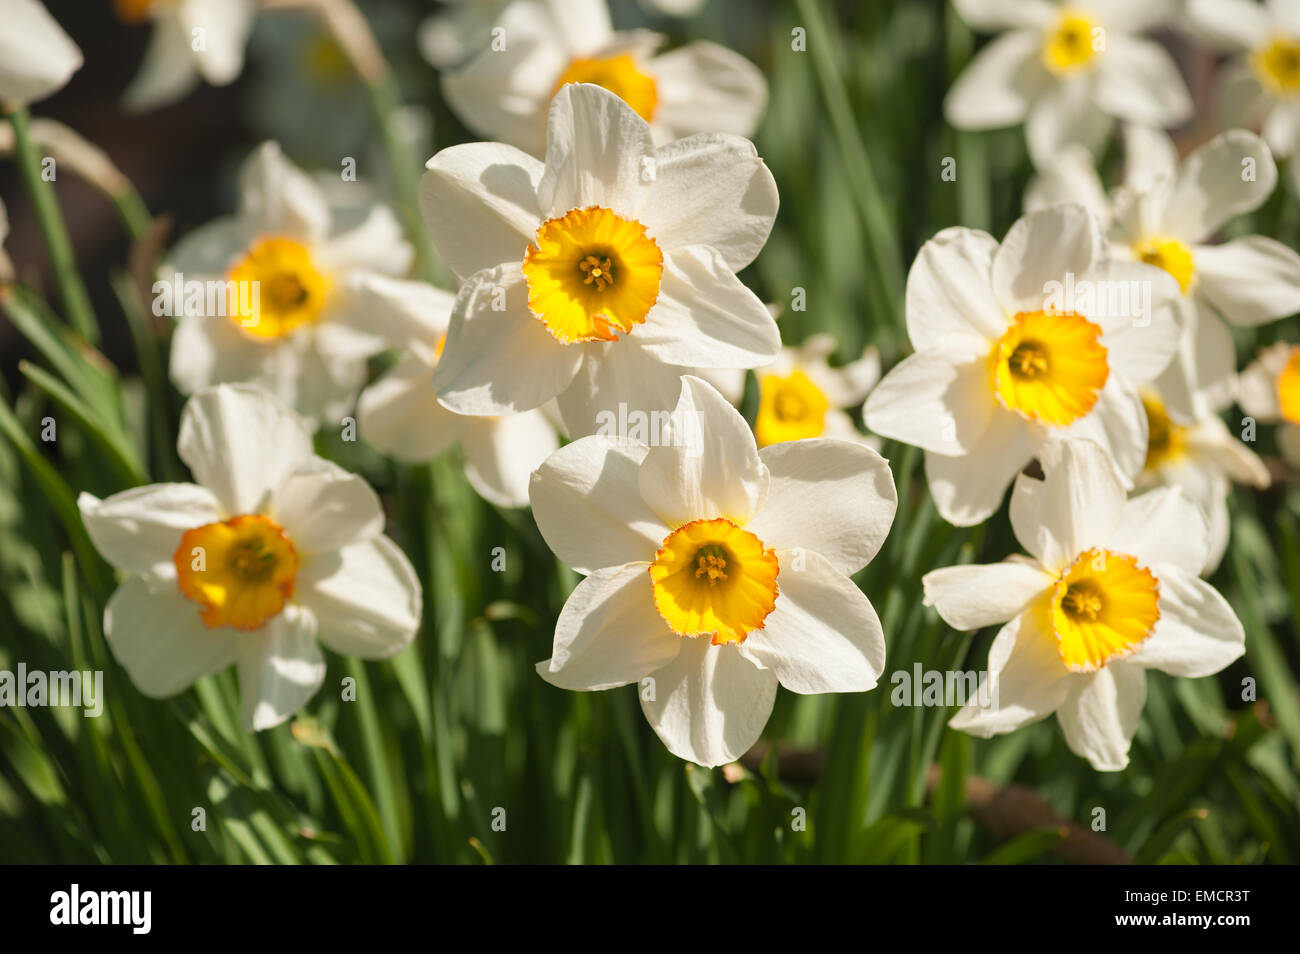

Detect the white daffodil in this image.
[1025,123,1177,223]
[78,384,422,731]
[433,0,766,155]
[421,83,781,438]
[1138,386,1270,574]
[925,440,1245,771]
[945,0,1191,166]
[115,0,255,111]
[530,376,896,767]
[353,274,559,508]
[755,334,880,448]
[0,0,82,109]
[864,203,1179,526]
[1240,340,1300,464]
[166,141,416,426]
[1106,130,1300,417]
[1188,0,1300,192]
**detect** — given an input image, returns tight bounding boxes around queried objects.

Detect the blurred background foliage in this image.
[0,0,1297,864]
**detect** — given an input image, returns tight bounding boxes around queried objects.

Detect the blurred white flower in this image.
[1240,340,1300,464]
[531,376,896,767]
[78,384,422,731]
[0,0,82,109]
[116,0,256,111]
[420,83,780,437]
[431,0,766,155]
[755,334,879,448]
[945,0,1191,166]
[166,142,416,425]
[1024,123,1177,222]
[864,204,1180,526]
[353,275,560,508]
[926,440,1245,771]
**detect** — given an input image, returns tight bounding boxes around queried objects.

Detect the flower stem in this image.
[5,106,99,343]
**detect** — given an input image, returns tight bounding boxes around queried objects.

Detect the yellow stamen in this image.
[649,518,779,645]
[226,237,330,340]
[173,515,299,631]
[1252,35,1300,95]
[522,206,663,344]
[990,310,1109,427]
[1133,236,1196,294]
[555,53,659,122]
[1049,548,1160,672]
[1042,11,1101,75]
[756,370,830,446]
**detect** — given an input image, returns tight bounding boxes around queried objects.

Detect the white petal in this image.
[168,311,260,398]
[1122,123,1178,192]
[953,0,1054,30]
[314,206,413,278]
[78,485,222,576]
[1089,259,1180,384]
[943,30,1044,130]
[1237,341,1290,420]
[1025,145,1110,220]
[177,383,315,515]
[332,273,455,351]
[1054,377,1148,486]
[1056,662,1145,771]
[537,563,680,690]
[637,375,769,528]
[738,549,885,693]
[640,637,777,766]
[1160,131,1277,243]
[104,575,237,697]
[420,142,543,280]
[0,0,82,108]
[645,41,767,142]
[634,246,780,368]
[1128,564,1245,675]
[1025,78,1114,169]
[743,439,896,576]
[1009,438,1126,570]
[237,142,329,243]
[992,204,1100,315]
[949,611,1073,736]
[1194,236,1300,326]
[270,458,384,554]
[235,606,325,731]
[462,409,559,509]
[924,409,1035,526]
[1085,0,1178,32]
[1094,36,1192,129]
[1186,0,1271,50]
[122,15,199,111]
[432,266,583,415]
[1155,297,1238,418]
[537,84,656,218]
[180,0,255,86]
[863,352,997,455]
[296,536,421,659]
[357,351,462,462]
[922,561,1055,630]
[906,227,1008,354]
[638,134,777,271]
[553,335,687,437]
[1104,486,1210,576]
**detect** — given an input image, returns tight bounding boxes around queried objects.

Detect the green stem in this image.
[6,107,100,343]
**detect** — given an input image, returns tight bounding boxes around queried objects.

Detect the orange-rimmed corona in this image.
[173,514,299,630]
[1048,547,1160,672]
[990,310,1109,427]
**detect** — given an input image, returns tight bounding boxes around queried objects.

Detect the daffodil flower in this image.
[114,0,255,111]
[925,440,1246,771]
[429,0,766,155]
[864,203,1180,526]
[167,141,418,425]
[945,0,1191,166]
[78,385,422,731]
[352,273,560,508]
[1240,340,1300,464]
[0,0,82,109]
[530,376,896,767]
[421,83,781,437]
[755,334,880,448]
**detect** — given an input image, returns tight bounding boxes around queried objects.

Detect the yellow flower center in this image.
[990,310,1109,427]
[1252,35,1300,95]
[1050,548,1160,672]
[521,206,663,344]
[1278,346,1300,424]
[649,518,779,645]
[555,54,659,122]
[301,33,352,86]
[1133,236,1195,294]
[172,515,299,631]
[756,370,830,446]
[1141,391,1188,472]
[113,0,170,24]
[226,237,330,340]
[1042,11,1101,75]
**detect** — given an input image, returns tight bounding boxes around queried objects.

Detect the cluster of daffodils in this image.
[8,0,1281,776]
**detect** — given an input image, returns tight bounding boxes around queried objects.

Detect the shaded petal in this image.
[1094,36,1192,129]
[357,350,462,462]
[924,409,1035,526]
[1104,486,1210,576]
[78,484,222,576]
[922,561,1055,630]
[1195,236,1300,326]
[271,458,384,554]
[906,226,1008,354]
[949,611,1073,736]
[1009,438,1126,570]
[1128,564,1245,676]
[863,352,997,455]
[943,30,1044,130]
[1160,130,1277,243]
[992,204,1100,315]
[462,409,559,509]
[235,605,325,731]
[1056,662,1145,771]
[238,141,329,243]
[646,41,767,142]
[296,536,421,659]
